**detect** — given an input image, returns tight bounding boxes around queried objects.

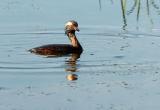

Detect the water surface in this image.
[0,0,160,110]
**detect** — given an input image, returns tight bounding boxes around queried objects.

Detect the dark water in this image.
[0,0,160,110]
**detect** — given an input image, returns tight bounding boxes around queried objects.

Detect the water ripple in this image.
[1,28,160,74]
[0,28,160,39]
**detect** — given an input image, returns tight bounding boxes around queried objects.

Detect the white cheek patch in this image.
[65,21,73,27]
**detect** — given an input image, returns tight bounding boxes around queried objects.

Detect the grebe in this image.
[29,20,83,56]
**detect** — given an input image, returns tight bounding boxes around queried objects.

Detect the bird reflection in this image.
[65,53,81,81]
[65,53,80,72]
[41,53,81,81]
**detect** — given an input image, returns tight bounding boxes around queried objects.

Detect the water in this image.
[0,0,160,110]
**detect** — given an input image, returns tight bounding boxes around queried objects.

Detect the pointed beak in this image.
[74,27,80,32]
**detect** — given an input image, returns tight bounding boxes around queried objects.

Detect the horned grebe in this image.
[29,20,83,56]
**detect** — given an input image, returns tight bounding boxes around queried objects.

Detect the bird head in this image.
[65,20,79,34]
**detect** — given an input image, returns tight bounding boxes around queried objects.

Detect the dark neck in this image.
[66,31,83,50]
